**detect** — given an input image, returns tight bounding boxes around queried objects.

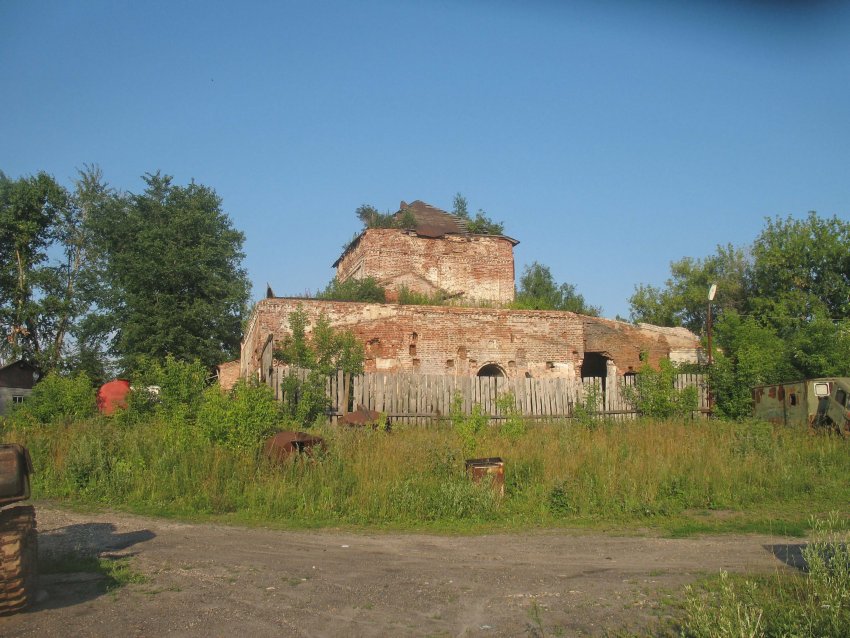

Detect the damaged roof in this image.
[398,200,468,237]
[333,199,518,267]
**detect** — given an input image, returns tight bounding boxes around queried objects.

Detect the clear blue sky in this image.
[3,0,849,319]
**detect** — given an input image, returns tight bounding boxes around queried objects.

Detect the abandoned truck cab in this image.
[752,378,850,435]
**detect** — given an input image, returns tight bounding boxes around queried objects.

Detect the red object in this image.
[97,379,131,415]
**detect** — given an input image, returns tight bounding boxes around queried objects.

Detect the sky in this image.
[2,0,849,320]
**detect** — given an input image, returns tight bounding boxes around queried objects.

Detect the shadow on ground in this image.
[29,522,156,612]
[765,543,807,571]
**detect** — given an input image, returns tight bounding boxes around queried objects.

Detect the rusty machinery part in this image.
[0,444,33,507]
[465,457,505,497]
[0,505,38,615]
[263,431,326,464]
[339,405,391,431]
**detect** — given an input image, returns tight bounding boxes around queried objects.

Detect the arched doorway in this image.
[477,363,506,378]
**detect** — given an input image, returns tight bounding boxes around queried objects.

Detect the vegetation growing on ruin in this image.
[451,193,505,235]
[355,204,417,230]
[511,261,601,316]
[4,371,850,535]
[316,276,387,303]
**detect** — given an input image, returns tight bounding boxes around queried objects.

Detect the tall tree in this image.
[90,172,250,371]
[628,212,850,417]
[514,262,601,316]
[0,171,68,369]
[629,244,748,334]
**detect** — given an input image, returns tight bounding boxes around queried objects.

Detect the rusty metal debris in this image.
[339,405,390,431]
[465,457,505,497]
[263,431,326,463]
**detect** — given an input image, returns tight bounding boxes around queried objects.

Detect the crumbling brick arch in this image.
[477,363,506,378]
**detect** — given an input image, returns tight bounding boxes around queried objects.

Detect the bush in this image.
[451,394,488,457]
[681,512,850,637]
[196,380,280,450]
[125,355,208,422]
[317,276,386,303]
[625,357,698,419]
[9,372,96,426]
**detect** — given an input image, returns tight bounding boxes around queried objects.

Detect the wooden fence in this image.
[266,367,709,424]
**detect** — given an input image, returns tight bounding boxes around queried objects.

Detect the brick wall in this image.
[335,229,516,303]
[243,299,700,380]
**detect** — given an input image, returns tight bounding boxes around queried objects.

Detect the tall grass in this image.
[4,416,850,530]
[681,512,850,637]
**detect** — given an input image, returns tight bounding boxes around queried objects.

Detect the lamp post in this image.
[707,284,717,415]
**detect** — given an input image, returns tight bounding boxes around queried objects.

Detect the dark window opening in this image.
[12,395,25,404]
[837,389,847,407]
[790,393,798,406]
[409,344,416,357]
[477,364,505,378]
[581,352,609,378]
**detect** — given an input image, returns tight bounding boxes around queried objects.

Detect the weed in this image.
[40,553,147,592]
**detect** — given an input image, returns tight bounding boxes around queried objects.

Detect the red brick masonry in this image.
[242,298,699,380]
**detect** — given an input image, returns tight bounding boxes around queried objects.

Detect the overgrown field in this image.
[4,415,850,534]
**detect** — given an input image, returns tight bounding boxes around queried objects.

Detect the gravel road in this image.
[0,503,802,637]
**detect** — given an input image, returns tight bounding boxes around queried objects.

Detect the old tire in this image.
[0,505,38,615]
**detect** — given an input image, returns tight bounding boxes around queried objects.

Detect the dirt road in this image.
[0,503,801,637]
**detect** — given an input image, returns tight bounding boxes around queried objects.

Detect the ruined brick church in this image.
[241,200,699,381]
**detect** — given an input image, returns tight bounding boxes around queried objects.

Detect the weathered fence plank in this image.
[266,365,706,423]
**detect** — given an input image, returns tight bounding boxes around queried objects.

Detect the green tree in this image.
[513,262,601,316]
[0,170,81,371]
[629,212,850,418]
[275,306,364,425]
[451,193,504,235]
[629,244,748,334]
[624,357,699,419]
[89,172,250,371]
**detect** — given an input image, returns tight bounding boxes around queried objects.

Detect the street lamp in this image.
[707,284,717,415]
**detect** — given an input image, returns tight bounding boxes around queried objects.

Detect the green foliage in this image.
[681,512,850,637]
[89,172,250,371]
[355,204,416,230]
[629,244,748,334]
[396,285,449,306]
[496,392,526,440]
[317,276,386,302]
[571,382,603,428]
[512,262,601,316]
[451,193,505,235]
[629,212,850,418]
[275,307,365,425]
[625,357,699,419]
[7,415,850,531]
[9,371,96,426]
[196,380,280,450]
[0,169,85,371]
[124,355,209,423]
[450,393,488,457]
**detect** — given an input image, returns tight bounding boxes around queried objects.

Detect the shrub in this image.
[496,392,526,440]
[450,394,488,457]
[125,355,208,422]
[196,380,280,450]
[10,372,96,426]
[397,285,448,306]
[625,357,698,419]
[275,307,364,426]
[317,276,386,303]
